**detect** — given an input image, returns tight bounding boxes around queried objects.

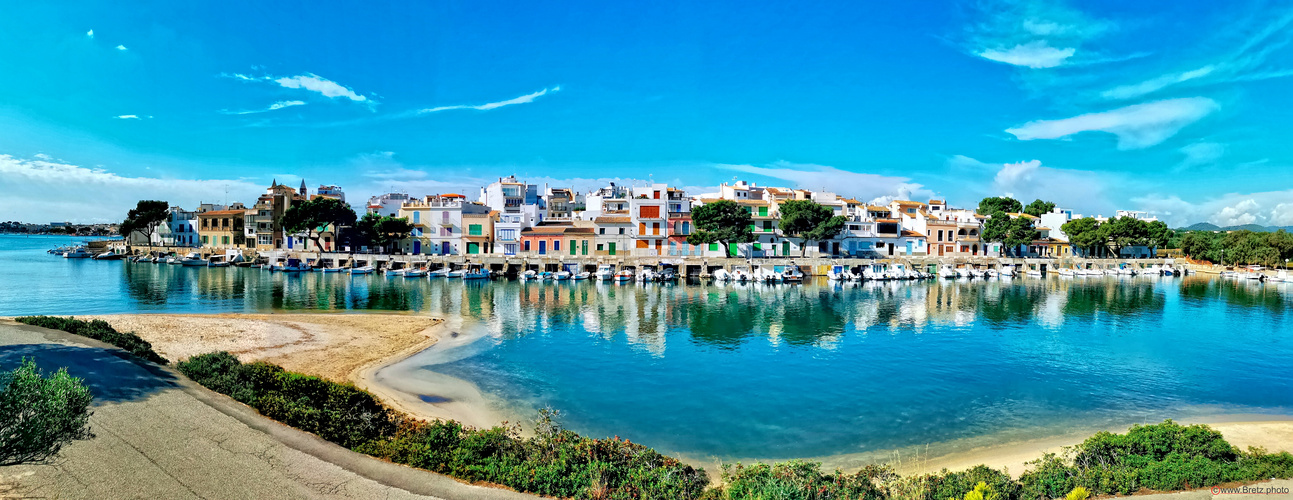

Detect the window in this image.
[639,206,660,218]
[597,244,604,251]
[652,222,659,235]
[202,235,209,244]
[553,240,560,252]
[639,222,646,234]
[619,228,625,234]
[222,236,229,245]
[876,242,884,248]
[413,212,420,223]
[582,240,588,255]
[469,224,482,236]
[599,228,605,234]
[524,241,530,251]
[758,206,768,217]
[708,243,718,251]
[762,221,772,232]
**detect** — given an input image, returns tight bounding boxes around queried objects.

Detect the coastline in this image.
[48,311,1293,480]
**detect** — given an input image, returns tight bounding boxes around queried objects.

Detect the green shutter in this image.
[570,239,576,255]
[582,240,588,255]
[467,242,479,254]
[759,206,768,216]
[728,244,738,257]
[753,243,762,251]
[608,242,615,255]
[708,243,718,251]
[783,241,790,255]
[469,224,481,236]
[763,221,772,232]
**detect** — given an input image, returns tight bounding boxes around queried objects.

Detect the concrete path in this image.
[0,321,539,500]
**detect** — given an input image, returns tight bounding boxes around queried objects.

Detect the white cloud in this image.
[273,73,368,103]
[715,161,932,205]
[115,45,127,51]
[1101,65,1216,100]
[1005,97,1219,149]
[1134,190,1293,228]
[419,87,561,114]
[978,41,1076,68]
[0,154,260,223]
[114,115,141,119]
[964,0,1112,68]
[219,100,307,115]
[1175,142,1225,170]
[86,29,93,38]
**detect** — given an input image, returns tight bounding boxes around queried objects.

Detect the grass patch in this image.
[16,316,168,364]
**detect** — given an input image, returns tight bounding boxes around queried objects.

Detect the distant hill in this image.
[1177,222,1293,232]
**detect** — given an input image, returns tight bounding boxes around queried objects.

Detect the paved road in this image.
[0,320,538,500]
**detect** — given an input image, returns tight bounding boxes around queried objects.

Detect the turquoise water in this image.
[4,235,1293,460]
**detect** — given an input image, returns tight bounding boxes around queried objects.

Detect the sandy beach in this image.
[79,313,441,386]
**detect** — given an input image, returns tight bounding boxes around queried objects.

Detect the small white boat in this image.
[986,269,1000,278]
[447,269,466,278]
[384,267,406,277]
[273,259,310,272]
[180,252,207,266]
[955,267,969,279]
[539,271,555,281]
[404,268,428,278]
[594,265,615,281]
[63,247,92,259]
[207,255,232,268]
[659,268,680,282]
[782,267,804,282]
[614,270,635,282]
[1026,269,1043,277]
[637,268,658,282]
[348,265,374,275]
[969,268,986,279]
[554,271,572,280]
[730,269,750,282]
[1270,270,1289,282]
[573,271,591,280]
[711,269,732,282]
[521,269,538,280]
[93,251,126,260]
[939,266,957,279]
[428,268,451,278]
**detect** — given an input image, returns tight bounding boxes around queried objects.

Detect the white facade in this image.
[400,196,488,255]
[367,193,411,217]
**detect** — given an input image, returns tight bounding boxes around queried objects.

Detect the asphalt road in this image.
[0,320,538,500]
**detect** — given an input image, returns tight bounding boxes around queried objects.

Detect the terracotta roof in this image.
[842,198,862,204]
[901,230,924,237]
[441,193,466,198]
[928,199,946,204]
[765,187,791,194]
[1037,226,1052,230]
[866,205,889,211]
[523,226,571,235]
[892,200,925,206]
[876,218,900,223]
[594,216,631,223]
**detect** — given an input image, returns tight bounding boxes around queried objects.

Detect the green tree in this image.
[978,196,1022,216]
[0,359,94,466]
[1179,231,1222,263]
[688,200,754,257]
[1006,216,1041,256]
[120,200,170,249]
[1145,220,1173,256]
[1023,199,1056,217]
[1103,217,1150,257]
[1061,217,1103,257]
[981,211,1011,253]
[282,197,357,254]
[777,200,846,256]
[356,213,413,253]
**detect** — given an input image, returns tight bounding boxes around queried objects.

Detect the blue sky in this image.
[2,0,1292,226]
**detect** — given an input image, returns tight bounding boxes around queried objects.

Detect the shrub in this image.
[16,316,168,364]
[962,481,997,500]
[1064,486,1089,500]
[709,460,889,500]
[926,465,1018,500]
[0,359,94,465]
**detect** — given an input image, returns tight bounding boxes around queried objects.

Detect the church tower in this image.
[299,179,307,198]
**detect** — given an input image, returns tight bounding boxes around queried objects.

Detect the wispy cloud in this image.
[1101,66,1216,100]
[1174,141,1225,171]
[114,115,141,120]
[86,29,93,38]
[1006,97,1219,149]
[273,73,368,103]
[219,100,307,115]
[0,153,260,223]
[949,155,1113,214]
[115,44,127,51]
[418,87,561,114]
[963,0,1112,69]
[978,41,1075,68]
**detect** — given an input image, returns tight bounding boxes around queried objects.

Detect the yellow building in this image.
[197,210,247,249]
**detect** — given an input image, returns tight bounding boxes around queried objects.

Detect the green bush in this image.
[926,465,1018,500]
[0,358,94,465]
[180,353,708,499]
[700,460,891,500]
[16,316,168,364]
[177,352,396,449]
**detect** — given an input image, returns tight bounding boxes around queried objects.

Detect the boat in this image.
[730,269,750,282]
[1057,268,1075,277]
[63,247,92,259]
[207,255,232,267]
[180,252,207,266]
[573,271,592,280]
[539,271,556,281]
[1161,264,1179,276]
[1271,270,1289,283]
[317,266,342,273]
[594,265,615,281]
[1026,269,1043,277]
[383,264,406,276]
[828,266,848,281]
[273,258,310,272]
[521,269,538,281]
[554,271,572,280]
[969,268,986,279]
[1000,265,1017,278]
[93,251,126,260]
[711,268,731,282]
[428,268,451,278]
[404,268,428,277]
[49,245,76,255]
[463,268,490,280]
[348,265,374,275]
[986,268,1000,278]
[753,267,779,283]
[658,268,679,282]
[614,269,635,282]
[938,265,957,279]
[447,269,466,278]
[637,268,657,282]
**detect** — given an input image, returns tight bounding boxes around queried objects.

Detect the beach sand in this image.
[79,313,441,385]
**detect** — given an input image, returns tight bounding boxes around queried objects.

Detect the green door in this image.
[728,243,738,257]
[582,240,588,255]
[609,242,616,256]
[782,241,790,255]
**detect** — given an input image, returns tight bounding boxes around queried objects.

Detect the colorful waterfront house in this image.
[518,224,595,257]
[252,180,307,250]
[925,218,958,257]
[461,211,494,255]
[196,209,248,249]
[494,212,523,256]
[630,183,669,256]
[366,192,411,217]
[592,216,633,256]
[666,188,696,257]
[399,195,488,256]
